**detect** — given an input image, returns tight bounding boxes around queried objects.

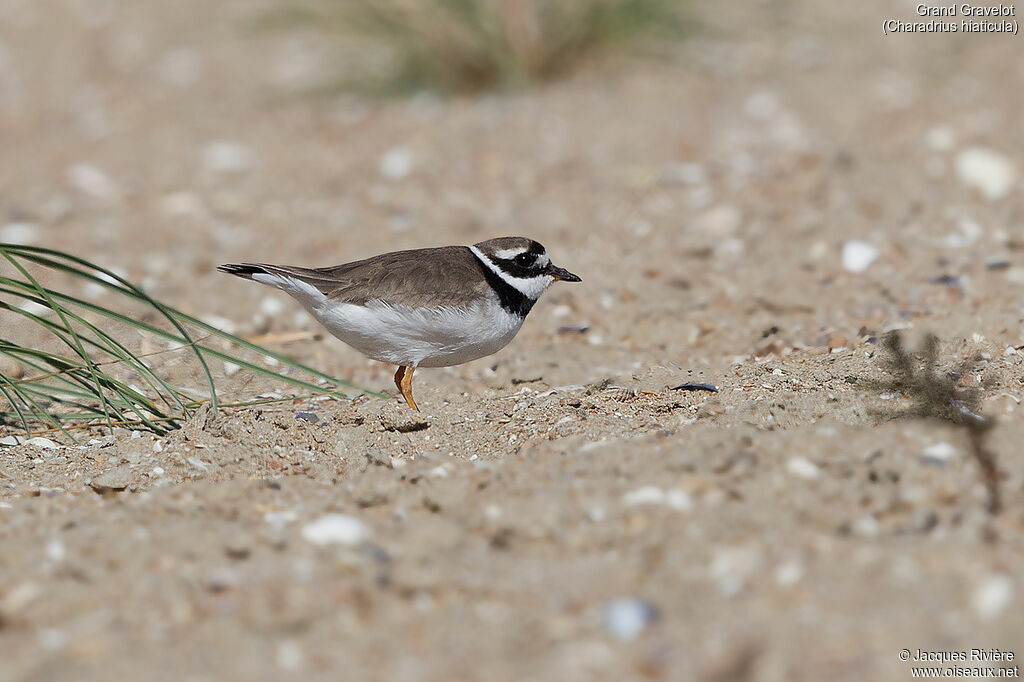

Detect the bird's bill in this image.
[547,264,581,282]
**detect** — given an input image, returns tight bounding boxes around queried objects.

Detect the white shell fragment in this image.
[202,141,255,174]
[972,574,1014,620]
[603,598,658,640]
[301,514,368,547]
[0,222,40,244]
[378,147,413,180]
[955,147,1016,201]
[26,437,61,449]
[621,487,692,511]
[842,241,879,273]
[66,163,121,203]
[622,486,665,506]
[919,442,958,466]
[787,457,820,480]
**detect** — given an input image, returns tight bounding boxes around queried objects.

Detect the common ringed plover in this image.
[218,237,581,410]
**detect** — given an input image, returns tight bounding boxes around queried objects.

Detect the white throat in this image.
[469,245,553,300]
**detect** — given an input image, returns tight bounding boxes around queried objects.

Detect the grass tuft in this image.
[279,0,689,94]
[0,243,378,443]
[871,332,1001,515]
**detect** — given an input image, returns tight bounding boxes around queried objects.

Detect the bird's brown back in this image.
[258,246,493,308]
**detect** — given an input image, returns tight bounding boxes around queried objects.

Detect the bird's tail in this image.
[216,263,269,280]
[217,263,327,307]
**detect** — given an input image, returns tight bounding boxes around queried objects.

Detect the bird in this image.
[218,236,581,410]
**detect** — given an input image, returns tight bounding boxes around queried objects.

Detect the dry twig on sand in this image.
[872,332,1000,515]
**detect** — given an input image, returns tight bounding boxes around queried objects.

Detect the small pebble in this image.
[1005,267,1024,286]
[202,141,255,173]
[621,487,692,512]
[671,383,718,393]
[925,125,956,151]
[694,204,741,237]
[295,411,320,424]
[65,163,121,202]
[225,535,252,560]
[45,539,66,562]
[187,457,209,471]
[603,598,658,640]
[919,442,958,466]
[853,514,880,538]
[25,437,61,449]
[550,304,572,319]
[745,90,780,120]
[0,222,39,244]
[956,147,1016,200]
[842,241,879,273]
[622,486,665,506]
[972,574,1014,620]
[827,334,848,351]
[260,296,285,316]
[276,640,305,672]
[928,274,960,286]
[19,300,50,317]
[264,510,298,530]
[205,568,238,592]
[301,514,367,547]
[787,457,820,480]
[0,582,42,620]
[774,560,804,586]
[665,489,693,512]
[378,147,413,180]
[710,546,762,596]
[89,467,132,494]
[159,192,204,219]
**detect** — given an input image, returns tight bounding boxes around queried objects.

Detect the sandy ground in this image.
[2,1,1024,680]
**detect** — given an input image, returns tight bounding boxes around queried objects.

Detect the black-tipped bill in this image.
[547,264,581,282]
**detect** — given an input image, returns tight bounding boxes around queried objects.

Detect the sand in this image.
[1,1,1023,680]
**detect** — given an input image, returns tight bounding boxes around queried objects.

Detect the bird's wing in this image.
[266,246,492,308]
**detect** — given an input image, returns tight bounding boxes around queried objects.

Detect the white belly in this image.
[249,270,524,367]
[310,299,524,367]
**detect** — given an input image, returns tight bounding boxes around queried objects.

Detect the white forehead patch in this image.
[494,247,529,260]
[469,245,553,300]
[535,253,550,268]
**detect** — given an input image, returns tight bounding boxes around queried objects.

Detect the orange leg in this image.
[394,365,419,411]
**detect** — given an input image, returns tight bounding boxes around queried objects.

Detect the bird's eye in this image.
[514,253,533,266]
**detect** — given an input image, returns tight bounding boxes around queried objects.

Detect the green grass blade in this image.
[0,381,33,437]
[0,242,382,439]
[0,294,191,413]
[0,370,76,440]
[0,249,118,430]
[2,244,220,413]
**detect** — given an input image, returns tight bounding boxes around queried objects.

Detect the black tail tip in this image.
[217,263,264,278]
